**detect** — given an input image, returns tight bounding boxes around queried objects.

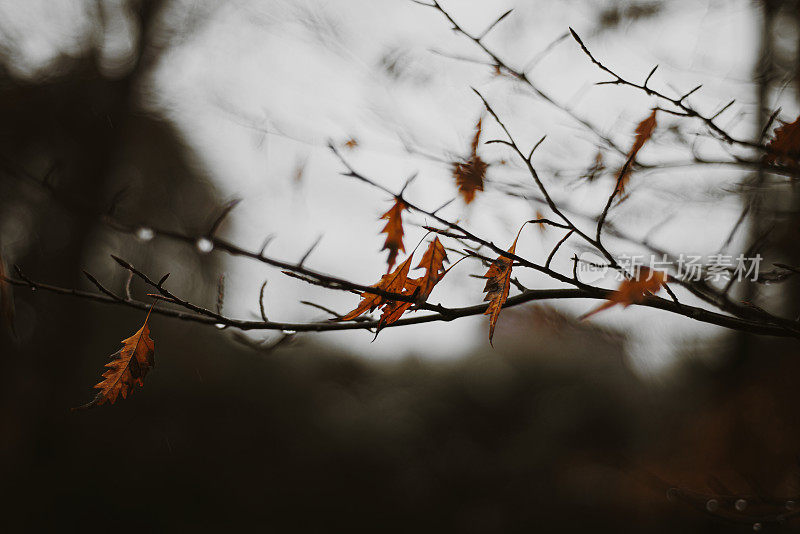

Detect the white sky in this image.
[4,0,793,375]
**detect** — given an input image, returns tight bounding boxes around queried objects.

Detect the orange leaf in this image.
[766,115,800,168]
[74,306,156,410]
[376,277,423,332]
[376,239,452,330]
[482,230,523,345]
[581,267,667,319]
[619,109,657,193]
[342,255,413,321]
[344,138,359,150]
[414,237,448,299]
[452,118,487,204]
[380,198,408,273]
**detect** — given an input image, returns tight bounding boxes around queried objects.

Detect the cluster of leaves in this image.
[343,236,450,335]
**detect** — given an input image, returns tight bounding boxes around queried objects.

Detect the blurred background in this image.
[2,0,800,531]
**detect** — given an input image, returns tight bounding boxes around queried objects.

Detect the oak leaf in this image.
[380,198,408,273]
[452,118,487,204]
[414,237,448,298]
[342,255,413,321]
[376,277,422,332]
[581,267,667,319]
[766,115,800,168]
[74,306,156,410]
[376,238,450,332]
[482,232,522,345]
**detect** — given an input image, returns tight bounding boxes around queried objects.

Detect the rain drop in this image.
[281,330,297,336]
[135,227,154,242]
[735,499,747,511]
[214,323,227,330]
[706,499,719,512]
[753,523,762,532]
[196,238,214,254]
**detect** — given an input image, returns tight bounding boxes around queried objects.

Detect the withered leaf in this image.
[766,115,800,168]
[380,198,408,273]
[619,109,657,193]
[453,117,487,204]
[376,238,451,333]
[581,267,667,319]
[414,237,448,299]
[342,255,413,321]
[482,231,522,345]
[74,306,156,410]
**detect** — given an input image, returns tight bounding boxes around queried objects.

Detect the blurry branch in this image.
[414,0,628,156]
[416,1,798,185]
[568,28,765,152]
[3,264,795,338]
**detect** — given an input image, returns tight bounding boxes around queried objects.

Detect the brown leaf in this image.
[342,255,413,321]
[581,267,667,319]
[74,306,156,410]
[452,118,487,204]
[414,237,448,299]
[766,115,800,168]
[482,231,523,345]
[377,277,422,332]
[376,238,451,333]
[0,251,14,338]
[619,109,657,193]
[344,138,359,150]
[380,198,408,273]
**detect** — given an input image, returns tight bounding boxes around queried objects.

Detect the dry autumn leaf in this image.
[452,117,487,204]
[342,255,413,321]
[581,267,667,319]
[766,115,800,168]
[482,229,524,345]
[414,237,448,298]
[74,305,156,410]
[376,238,451,333]
[380,198,408,273]
[346,238,452,334]
[619,109,657,193]
[376,277,422,333]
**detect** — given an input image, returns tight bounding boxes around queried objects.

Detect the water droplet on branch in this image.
[135,227,154,242]
[196,238,214,254]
